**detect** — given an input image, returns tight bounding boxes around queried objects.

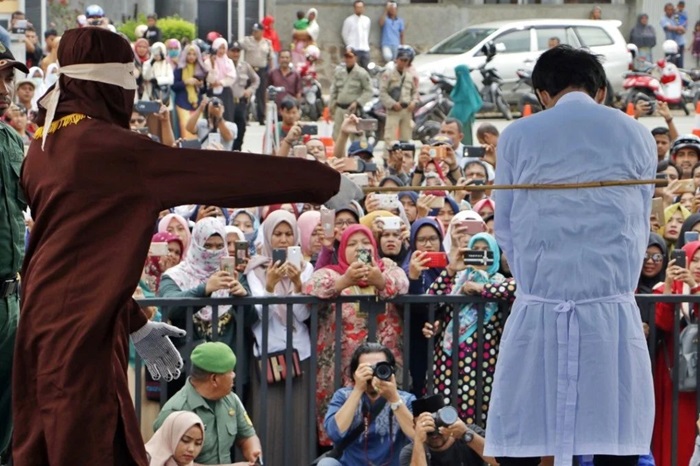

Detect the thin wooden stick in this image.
[362,179,666,194]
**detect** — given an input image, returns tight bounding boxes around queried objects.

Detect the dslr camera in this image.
[371,361,395,381]
[430,405,459,431]
[267,86,285,100]
[210,97,223,107]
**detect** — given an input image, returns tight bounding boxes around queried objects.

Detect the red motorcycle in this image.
[621,57,689,115]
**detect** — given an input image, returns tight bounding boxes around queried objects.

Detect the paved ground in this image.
[239,111,699,156]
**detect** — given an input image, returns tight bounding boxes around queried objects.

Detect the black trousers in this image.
[496,455,638,466]
[355,50,370,69]
[232,98,248,151]
[254,66,268,125]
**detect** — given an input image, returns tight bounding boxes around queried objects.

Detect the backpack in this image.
[678,321,698,392]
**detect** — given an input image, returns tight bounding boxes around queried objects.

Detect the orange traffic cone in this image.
[693,102,700,137]
[522,104,532,117]
[626,101,635,117]
[322,106,331,123]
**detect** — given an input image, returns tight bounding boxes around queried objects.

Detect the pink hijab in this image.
[472,198,495,217]
[158,213,192,254]
[211,37,235,82]
[297,211,320,257]
[146,411,204,466]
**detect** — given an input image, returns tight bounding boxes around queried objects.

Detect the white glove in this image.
[131,321,186,381]
[325,175,364,211]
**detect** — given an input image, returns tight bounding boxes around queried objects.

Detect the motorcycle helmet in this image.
[85,4,104,18]
[206,31,222,44]
[662,40,679,55]
[627,43,638,59]
[135,24,148,39]
[192,38,210,54]
[671,134,700,157]
[396,45,415,61]
[481,41,496,58]
[306,44,321,61]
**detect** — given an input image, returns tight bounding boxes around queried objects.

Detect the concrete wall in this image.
[272,3,635,88]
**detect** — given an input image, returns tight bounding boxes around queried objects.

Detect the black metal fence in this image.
[133,294,700,466]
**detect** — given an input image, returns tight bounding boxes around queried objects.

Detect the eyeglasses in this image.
[335,219,357,227]
[130,117,146,124]
[416,235,440,245]
[644,253,664,263]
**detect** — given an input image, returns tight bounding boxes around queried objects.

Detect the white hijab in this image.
[146,411,204,466]
[442,210,484,252]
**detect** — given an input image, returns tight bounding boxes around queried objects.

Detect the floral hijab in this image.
[163,218,230,321]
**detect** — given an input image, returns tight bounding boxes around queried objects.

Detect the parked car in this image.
[412,19,631,104]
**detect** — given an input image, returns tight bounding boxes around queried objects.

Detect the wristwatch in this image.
[389,399,404,411]
[463,429,474,444]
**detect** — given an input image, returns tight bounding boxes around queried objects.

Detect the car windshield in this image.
[428,28,497,54]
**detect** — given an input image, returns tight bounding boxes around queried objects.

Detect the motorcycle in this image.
[512,66,541,115]
[680,68,700,108]
[412,72,456,143]
[471,42,512,120]
[622,55,689,115]
[300,74,324,121]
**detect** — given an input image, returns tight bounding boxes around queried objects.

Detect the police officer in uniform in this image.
[0,45,29,463]
[242,23,273,125]
[380,46,419,155]
[329,46,373,140]
[228,41,260,151]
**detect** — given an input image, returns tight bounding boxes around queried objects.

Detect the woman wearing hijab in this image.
[675,213,700,250]
[244,210,315,465]
[401,217,446,395]
[165,39,182,70]
[205,37,236,122]
[424,232,506,424]
[447,64,483,145]
[173,44,208,138]
[304,225,408,446]
[144,232,185,294]
[159,218,255,396]
[473,198,495,219]
[298,210,322,264]
[306,8,320,43]
[652,240,700,466]
[442,210,484,252]
[230,209,260,249]
[145,411,205,466]
[399,191,419,223]
[629,14,656,62]
[638,233,667,295]
[313,203,364,270]
[261,15,282,57]
[433,195,459,232]
[360,210,410,266]
[134,38,151,100]
[158,213,192,255]
[143,42,175,104]
[659,203,691,254]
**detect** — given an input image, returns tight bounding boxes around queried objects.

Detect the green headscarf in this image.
[448,64,483,127]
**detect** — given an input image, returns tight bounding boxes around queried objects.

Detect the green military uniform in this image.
[329,64,372,139]
[379,67,419,155]
[0,122,27,457]
[153,379,256,464]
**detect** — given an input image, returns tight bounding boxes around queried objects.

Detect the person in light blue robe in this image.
[485,46,656,466]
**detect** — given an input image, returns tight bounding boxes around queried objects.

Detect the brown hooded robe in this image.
[12,28,339,465]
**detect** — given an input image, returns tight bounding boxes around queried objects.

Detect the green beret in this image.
[191,342,237,374]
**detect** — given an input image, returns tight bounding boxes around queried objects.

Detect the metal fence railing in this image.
[132,294,700,466]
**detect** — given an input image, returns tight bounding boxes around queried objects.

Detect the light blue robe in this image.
[485,92,656,465]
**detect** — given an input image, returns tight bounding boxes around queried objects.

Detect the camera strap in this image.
[331,398,387,456]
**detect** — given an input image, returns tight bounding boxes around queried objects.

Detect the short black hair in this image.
[44,28,58,38]
[651,127,671,138]
[297,10,305,19]
[442,117,463,134]
[280,96,299,111]
[279,49,292,58]
[11,11,24,20]
[531,45,607,99]
[348,342,395,379]
[190,364,213,381]
[147,13,158,20]
[476,123,499,139]
[354,0,364,5]
[666,160,681,178]
[464,160,490,181]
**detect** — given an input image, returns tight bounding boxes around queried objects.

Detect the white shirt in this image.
[342,14,371,52]
[246,262,314,360]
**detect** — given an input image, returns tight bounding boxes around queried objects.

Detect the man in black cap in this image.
[242,23,273,125]
[400,395,494,466]
[228,40,260,150]
[0,42,29,464]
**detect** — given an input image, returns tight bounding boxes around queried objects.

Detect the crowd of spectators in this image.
[2,7,699,466]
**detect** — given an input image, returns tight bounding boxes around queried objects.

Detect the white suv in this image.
[412,19,631,102]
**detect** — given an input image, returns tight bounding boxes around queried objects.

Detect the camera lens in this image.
[434,406,459,427]
[372,361,394,381]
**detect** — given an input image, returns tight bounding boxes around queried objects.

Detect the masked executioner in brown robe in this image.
[12,27,343,465]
